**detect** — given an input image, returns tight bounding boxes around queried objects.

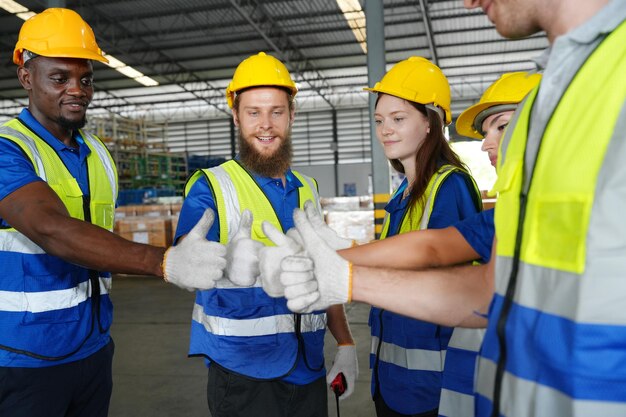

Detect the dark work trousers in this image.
[0,339,114,417]
[207,364,328,417]
[374,395,438,417]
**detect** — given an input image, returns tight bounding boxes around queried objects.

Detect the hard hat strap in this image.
[23,50,38,64]
[425,104,445,125]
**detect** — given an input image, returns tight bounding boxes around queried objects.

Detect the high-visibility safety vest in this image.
[0,118,117,367]
[439,327,486,417]
[477,19,626,417]
[184,160,328,380]
[371,165,482,415]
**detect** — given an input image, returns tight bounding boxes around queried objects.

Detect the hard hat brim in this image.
[13,47,108,66]
[364,86,452,125]
[456,100,518,140]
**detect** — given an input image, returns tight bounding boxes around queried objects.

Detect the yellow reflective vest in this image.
[477,18,626,417]
[0,118,117,366]
[184,160,328,380]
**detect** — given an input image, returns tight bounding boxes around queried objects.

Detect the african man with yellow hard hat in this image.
[0,9,229,417]
[173,52,356,417]
[270,71,540,417]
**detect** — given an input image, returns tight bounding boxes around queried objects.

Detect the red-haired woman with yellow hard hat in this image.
[364,57,482,417]
[276,71,541,417]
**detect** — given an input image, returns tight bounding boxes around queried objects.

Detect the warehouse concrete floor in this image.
[109,275,376,417]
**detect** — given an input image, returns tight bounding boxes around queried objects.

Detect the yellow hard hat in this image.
[13,8,107,66]
[456,72,542,139]
[364,56,451,124]
[226,52,297,109]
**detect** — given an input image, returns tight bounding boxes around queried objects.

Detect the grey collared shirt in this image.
[523,0,626,183]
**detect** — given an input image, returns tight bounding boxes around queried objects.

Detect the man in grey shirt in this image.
[276,1,626,416]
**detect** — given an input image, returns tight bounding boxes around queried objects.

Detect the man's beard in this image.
[58,115,87,132]
[238,129,293,178]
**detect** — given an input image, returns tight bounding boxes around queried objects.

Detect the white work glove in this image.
[226,210,263,286]
[303,200,355,250]
[163,208,227,291]
[280,209,351,313]
[259,222,303,297]
[327,344,359,400]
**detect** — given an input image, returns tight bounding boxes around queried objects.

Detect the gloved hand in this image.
[303,201,355,250]
[259,222,303,297]
[163,208,227,291]
[280,209,351,313]
[226,210,264,286]
[327,344,359,400]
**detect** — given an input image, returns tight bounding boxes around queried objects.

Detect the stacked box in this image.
[325,210,375,245]
[115,205,137,221]
[170,213,180,241]
[116,217,172,247]
[170,203,182,216]
[136,204,171,217]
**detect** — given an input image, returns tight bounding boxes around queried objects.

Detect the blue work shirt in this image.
[176,164,326,385]
[453,208,495,263]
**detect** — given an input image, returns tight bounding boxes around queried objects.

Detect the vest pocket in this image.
[525,194,591,274]
[49,178,84,220]
[251,220,268,243]
[92,201,115,231]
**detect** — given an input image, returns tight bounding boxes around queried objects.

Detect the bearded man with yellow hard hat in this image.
[174,52,356,417]
[0,9,229,417]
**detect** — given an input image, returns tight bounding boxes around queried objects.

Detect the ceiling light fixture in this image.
[336,0,367,53]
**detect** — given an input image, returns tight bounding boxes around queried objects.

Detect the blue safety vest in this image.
[0,119,117,367]
[184,160,327,380]
[371,165,482,414]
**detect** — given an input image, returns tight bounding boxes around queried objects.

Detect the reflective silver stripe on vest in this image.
[438,388,474,417]
[476,357,626,417]
[296,174,322,212]
[447,327,485,352]
[370,335,445,372]
[0,126,47,180]
[208,165,241,241]
[192,303,327,337]
[82,132,118,199]
[496,256,626,325]
[0,230,45,254]
[0,277,111,313]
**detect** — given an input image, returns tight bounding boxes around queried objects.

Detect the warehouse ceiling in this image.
[0,0,548,122]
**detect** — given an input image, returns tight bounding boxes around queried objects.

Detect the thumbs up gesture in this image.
[225,210,264,287]
[259,222,304,297]
[163,208,227,291]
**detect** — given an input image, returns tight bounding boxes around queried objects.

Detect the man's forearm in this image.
[326,304,354,345]
[351,262,492,328]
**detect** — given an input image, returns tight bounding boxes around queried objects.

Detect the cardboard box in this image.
[115,205,138,220]
[170,203,182,215]
[325,210,375,244]
[136,204,171,217]
[170,213,180,241]
[116,216,172,247]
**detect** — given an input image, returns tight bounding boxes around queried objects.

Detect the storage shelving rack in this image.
[87,115,188,194]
